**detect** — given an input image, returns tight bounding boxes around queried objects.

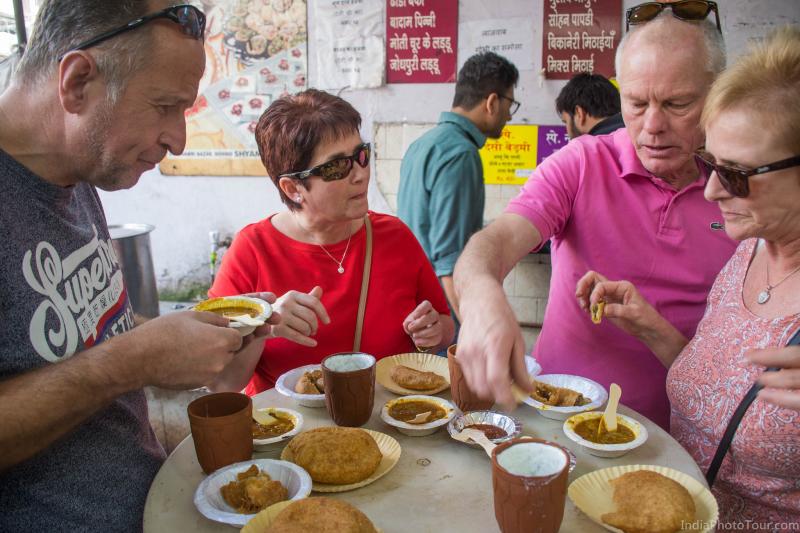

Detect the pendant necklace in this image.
[317,233,352,274]
[757,260,800,305]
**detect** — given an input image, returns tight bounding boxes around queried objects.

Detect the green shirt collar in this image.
[438,111,487,149]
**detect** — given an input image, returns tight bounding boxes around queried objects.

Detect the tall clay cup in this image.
[322,352,376,427]
[187,392,253,474]
[491,438,570,533]
[447,344,494,412]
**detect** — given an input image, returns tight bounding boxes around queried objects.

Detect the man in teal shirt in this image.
[398,52,519,322]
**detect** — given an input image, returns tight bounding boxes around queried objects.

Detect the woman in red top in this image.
[209,89,454,394]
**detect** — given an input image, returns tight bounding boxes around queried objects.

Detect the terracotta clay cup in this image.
[187,392,254,474]
[322,352,376,427]
[447,344,494,412]
[491,437,570,533]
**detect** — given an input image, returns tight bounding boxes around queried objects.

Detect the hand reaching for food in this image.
[272,286,330,347]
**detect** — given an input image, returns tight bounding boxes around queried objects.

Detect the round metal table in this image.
[144,386,706,532]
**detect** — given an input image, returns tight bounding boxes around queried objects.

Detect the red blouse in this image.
[210,211,450,395]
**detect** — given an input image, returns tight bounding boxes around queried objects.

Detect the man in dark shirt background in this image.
[556,73,623,139]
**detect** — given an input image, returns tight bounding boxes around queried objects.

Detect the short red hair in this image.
[255,89,362,210]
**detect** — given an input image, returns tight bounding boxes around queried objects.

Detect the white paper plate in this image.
[375,353,450,395]
[275,364,325,408]
[380,395,456,436]
[193,458,312,527]
[563,411,648,458]
[252,407,304,451]
[568,464,718,533]
[521,374,608,420]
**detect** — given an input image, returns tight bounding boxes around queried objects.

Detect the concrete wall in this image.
[99,0,799,303]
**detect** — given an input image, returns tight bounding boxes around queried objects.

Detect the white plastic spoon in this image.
[228,314,265,327]
[407,411,432,425]
[451,428,497,458]
[598,383,622,438]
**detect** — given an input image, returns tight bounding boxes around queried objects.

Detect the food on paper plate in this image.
[390,364,446,391]
[265,496,378,533]
[601,470,696,533]
[573,416,635,445]
[530,380,590,407]
[591,300,605,324]
[285,427,381,484]
[294,370,324,394]
[220,465,288,514]
[252,409,295,439]
[387,398,446,424]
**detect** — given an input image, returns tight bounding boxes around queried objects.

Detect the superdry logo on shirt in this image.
[21,225,135,362]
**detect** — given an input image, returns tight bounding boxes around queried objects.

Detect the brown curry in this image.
[465,424,507,440]
[252,412,295,439]
[388,400,446,423]
[211,306,259,318]
[573,417,635,445]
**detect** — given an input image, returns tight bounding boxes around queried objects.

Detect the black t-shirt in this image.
[0,149,165,532]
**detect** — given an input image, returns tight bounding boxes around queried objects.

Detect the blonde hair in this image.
[702,26,800,154]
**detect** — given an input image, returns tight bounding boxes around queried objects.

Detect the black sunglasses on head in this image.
[695,149,800,198]
[279,143,371,182]
[59,4,205,61]
[626,1,721,32]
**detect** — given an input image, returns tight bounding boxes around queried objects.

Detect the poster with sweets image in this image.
[161,0,308,176]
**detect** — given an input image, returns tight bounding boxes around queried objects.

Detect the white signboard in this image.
[312,0,385,89]
[458,17,536,72]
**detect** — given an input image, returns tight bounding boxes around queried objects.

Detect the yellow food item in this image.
[390,365,446,391]
[591,300,605,324]
[387,399,446,423]
[530,380,590,407]
[266,497,378,533]
[285,427,381,485]
[220,465,288,514]
[573,417,636,444]
[601,470,696,533]
[252,411,295,439]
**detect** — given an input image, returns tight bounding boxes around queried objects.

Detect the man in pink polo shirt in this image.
[453,9,737,429]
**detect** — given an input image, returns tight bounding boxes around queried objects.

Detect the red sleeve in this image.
[208,225,259,298]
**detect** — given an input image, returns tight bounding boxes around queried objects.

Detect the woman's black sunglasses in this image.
[280,143,371,182]
[59,4,205,61]
[626,1,721,32]
[695,149,800,198]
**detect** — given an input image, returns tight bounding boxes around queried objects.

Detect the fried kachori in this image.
[390,365,446,391]
[285,427,381,485]
[221,465,289,514]
[265,497,378,533]
[294,370,324,394]
[601,470,696,533]
[530,380,590,407]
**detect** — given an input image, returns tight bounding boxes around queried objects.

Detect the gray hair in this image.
[14,0,156,104]
[615,11,726,80]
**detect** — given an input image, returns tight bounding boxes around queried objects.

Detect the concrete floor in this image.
[145,301,541,454]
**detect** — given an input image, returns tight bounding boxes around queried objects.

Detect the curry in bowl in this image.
[252,409,296,439]
[572,416,635,445]
[387,399,447,424]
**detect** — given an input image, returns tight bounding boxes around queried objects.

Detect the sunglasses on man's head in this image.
[280,143,371,182]
[694,149,800,198]
[626,1,721,32]
[59,4,205,61]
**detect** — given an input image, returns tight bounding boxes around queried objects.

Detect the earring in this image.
[295,195,302,202]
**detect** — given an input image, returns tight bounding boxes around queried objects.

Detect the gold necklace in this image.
[757,260,800,305]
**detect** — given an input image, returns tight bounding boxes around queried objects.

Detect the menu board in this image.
[480,125,570,185]
[161,0,308,176]
[542,0,621,79]
[386,0,458,84]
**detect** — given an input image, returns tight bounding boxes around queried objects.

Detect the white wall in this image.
[98,0,800,293]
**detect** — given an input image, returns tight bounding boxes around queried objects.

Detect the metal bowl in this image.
[447,410,522,448]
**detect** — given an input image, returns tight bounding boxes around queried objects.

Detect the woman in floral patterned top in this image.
[576,27,800,530]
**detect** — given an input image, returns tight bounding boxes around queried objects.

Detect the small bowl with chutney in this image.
[447,410,522,449]
[563,411,648,458]
[380,395,455,437]
[252,407,303,451]
[193,296,272,336]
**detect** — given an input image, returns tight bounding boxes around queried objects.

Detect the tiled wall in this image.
[374,122,551,352]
